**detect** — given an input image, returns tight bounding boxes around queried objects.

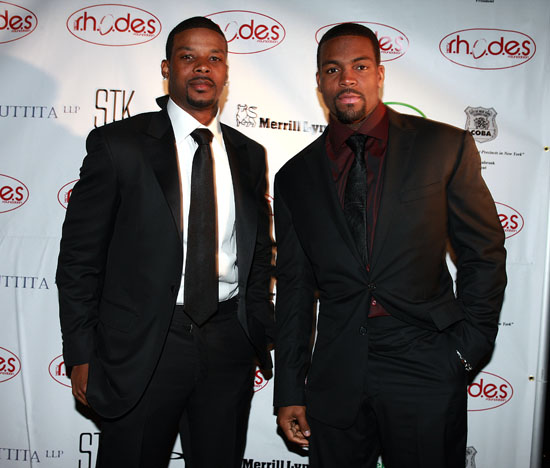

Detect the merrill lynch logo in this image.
[465,106,497,143]
[235,104,326,134]
[466,447,477,468]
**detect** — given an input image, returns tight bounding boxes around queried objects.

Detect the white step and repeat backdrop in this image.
[1,1,549,467]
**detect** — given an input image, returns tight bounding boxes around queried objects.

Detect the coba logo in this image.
[67,4,161,46]
[0,174,29,213]
[254,368,269,392]
[57,179,78,209]
[439,28,536,70]
[0,346,21,383]
[49,354,71,387]
[0,2,37,44]
[495,202,524,238]
[316,22,409,62]
[467,371,513,411]
[207,10,285,54]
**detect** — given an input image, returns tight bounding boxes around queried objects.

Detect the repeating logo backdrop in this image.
[1,1,549,467]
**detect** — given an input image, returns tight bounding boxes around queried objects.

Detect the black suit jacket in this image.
[273,108,506,428]
[57,98,274,419]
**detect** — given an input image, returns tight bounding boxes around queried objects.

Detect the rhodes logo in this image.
[465,106,497,143]
[207,10,285,54]
[0,2,37,44]
[440,28,536,70]
[496,202,524,239]
[0,174,29,213]
[254,368,269,392]
[0,346,21,383]
[467,371,513,411]
[57,179,78,209]
[67,4,161,46]
[316,22,409,62]
[49,355,71,387]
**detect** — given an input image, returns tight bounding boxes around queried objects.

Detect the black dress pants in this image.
[308,315,468,468]
[96,298,256,468]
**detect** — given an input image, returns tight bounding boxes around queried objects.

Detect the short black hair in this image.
[165,16,227,59]
[317,23,381,69]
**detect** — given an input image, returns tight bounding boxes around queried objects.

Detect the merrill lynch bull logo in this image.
[465,106,497,143]
[236,104,257,127]
[465,447,477,468]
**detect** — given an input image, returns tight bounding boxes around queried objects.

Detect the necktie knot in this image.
[346,134,368,164]
[191,128,213,146]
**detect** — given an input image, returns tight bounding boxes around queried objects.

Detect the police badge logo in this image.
[465,106,498,143]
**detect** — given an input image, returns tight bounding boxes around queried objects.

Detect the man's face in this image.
[161,27,228,123]
[316,35,385,127]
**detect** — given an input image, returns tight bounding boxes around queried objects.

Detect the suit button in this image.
[367,282,376,291]
[360,326,367,335]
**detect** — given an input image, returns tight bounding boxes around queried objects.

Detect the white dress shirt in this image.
[166,98,238,304]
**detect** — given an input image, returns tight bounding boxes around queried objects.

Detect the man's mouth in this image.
[188,77,215,92]
[336,90,363,105]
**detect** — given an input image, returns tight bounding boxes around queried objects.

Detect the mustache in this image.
[188,76,215,86]
[336,88,364,99]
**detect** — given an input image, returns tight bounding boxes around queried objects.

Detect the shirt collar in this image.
[166,97,224,147]
[327,100,388,152]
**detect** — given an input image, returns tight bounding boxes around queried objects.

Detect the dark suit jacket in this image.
[57,98,274,419]
[273,107,506,428]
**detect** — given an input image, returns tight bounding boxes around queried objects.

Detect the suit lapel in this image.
[370,109,416,272]
[222,124,256,283]
[303,132,364,266]
[144,109,183,243]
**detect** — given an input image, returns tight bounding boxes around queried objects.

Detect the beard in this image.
[332,90,367,124]
[334,104,367,124]
[187,94,217,109]
[185,77,218,109]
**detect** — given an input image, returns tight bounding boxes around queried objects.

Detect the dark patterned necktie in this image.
[344,134,369,265]
[184,128,218,325]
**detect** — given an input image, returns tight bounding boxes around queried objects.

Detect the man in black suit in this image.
[57,16,274,468]
[274,23,506,468]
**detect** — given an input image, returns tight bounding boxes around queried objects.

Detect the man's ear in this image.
[161,59,169,80]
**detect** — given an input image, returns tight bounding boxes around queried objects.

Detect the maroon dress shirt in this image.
[325,101,390,317]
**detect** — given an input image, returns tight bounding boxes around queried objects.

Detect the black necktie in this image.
[184,128,218,326]
[344,134,369,265]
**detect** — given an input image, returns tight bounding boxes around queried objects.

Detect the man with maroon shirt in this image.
[274,23,506,467]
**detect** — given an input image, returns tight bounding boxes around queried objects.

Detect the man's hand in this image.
[70,363,90,407]
[277,405,311,447]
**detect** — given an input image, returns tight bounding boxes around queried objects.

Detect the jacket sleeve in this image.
[273,174,317,407]
[56,128,119,367]
[447,131,507,369]
[245,146,276,349]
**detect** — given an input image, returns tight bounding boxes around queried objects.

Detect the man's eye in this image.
[326,67,338,74]
[356,65,368,70]
[210,56,222,62]
[180,55,193,60]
